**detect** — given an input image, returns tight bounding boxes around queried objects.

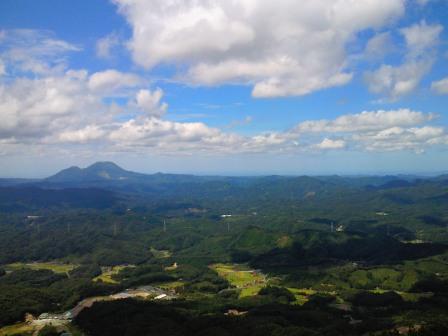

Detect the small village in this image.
[14,286,178,336]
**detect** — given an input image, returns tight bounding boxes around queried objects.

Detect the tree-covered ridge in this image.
[0,164,447,335]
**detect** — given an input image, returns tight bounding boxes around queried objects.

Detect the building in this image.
[225,309,248,316]
[111,292,133,300]
[336,225,344,232]
[38,313,69,321]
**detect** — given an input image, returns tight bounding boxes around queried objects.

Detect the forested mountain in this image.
[45,162,147,183]
[0,163,447,335]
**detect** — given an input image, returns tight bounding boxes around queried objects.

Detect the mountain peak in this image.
[86,161,123,170]
[65,166,82,172]
[46,162,138,183]
[84,162,128,180]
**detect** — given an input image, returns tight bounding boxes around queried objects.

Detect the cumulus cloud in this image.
[104,108,446,155]
[112,0,405,97]
[109,118,247,154]
[315,138,346,149]
[293,109,434,133]
[364,21,443,101]
[290,109,445,153]
[134,89,167,118]
[56,125,106,143]
[364,61,433,100]
[0,68,165,143]
[88,69,143,94]
[0,68,446,156]
[0,72,110,141]
[105,108,445,155]
[431,77,448,94]
[0,29,446,157]
[353,126,445,152]
[400,21,443,58]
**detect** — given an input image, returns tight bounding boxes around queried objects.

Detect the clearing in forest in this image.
[5,262,77,274]
[0,322,34,336]
[210,263,267,297]
[93,265,134,284]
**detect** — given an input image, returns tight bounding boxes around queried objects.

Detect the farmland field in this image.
[93,265,134,284]
[210,263,267,297]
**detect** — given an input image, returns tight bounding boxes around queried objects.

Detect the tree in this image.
[258,286,295,303]
[37,325,59,336]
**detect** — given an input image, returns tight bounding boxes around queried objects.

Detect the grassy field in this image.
[5,262,78,274]
[156,281,184,291]
[287,288,317,305]
[210,263,267,297]
[93,265,134,284]
[370,287,433,302]
[210,264,331,304]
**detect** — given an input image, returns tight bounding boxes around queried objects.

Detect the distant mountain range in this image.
[0,161,446,191]
[0,161,447,212]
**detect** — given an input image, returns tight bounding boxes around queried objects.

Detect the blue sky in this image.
[0,0,448,177]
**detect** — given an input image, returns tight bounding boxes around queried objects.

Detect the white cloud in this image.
[364,32,394,60]
[353,126,445,152]
[134,89,167,118]
[0,29,81,75]
[400,21,443,58]
[0,71,168,143]
[364,21,443,101]
[113,0,405,97]
[431,77,448,94]
[56,125,106,143]
[290,109,446,153]
[315,138,346,149]
[0,32,184,151]
[364,61,433,100]
[108,120,296,155]
[0,71,106,140]
[109,118,245,153]
[0,29,446,156]
[96,33,121,59]
[104,108,446,155]
[0,70,446,156]
[293,109,434,133]
[88,69,143,94]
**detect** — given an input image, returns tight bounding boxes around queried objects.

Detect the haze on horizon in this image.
[1,0,448,177]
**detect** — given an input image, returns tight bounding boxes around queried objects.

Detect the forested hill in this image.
[0,163,448,335]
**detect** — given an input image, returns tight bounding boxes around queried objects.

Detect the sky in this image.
[0,0,448,177]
